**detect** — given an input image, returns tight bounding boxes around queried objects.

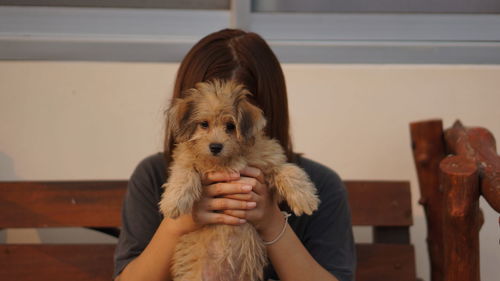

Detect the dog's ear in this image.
[235,93,267,142]
[165,89,197,143]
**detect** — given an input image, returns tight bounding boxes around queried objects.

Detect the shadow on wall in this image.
[0,151,18,180]
[0,151,20,243]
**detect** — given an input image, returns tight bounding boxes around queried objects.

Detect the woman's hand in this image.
[223,167,285,241]
[194,171,258,226]
[165,168,283,241]
[165,171,256,236]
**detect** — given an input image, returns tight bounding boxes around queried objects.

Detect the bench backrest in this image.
[0,180,415,281]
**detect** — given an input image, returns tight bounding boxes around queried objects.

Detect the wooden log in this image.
[440,155,481,281]
[410,119,446,281]
[445,120,500,212]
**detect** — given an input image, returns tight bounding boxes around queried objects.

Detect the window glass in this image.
[252,0,500,14]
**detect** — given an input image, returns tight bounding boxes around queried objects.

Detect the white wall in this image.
[0,62,499,280]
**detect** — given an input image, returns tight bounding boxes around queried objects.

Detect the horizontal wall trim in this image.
[3,38,500,64]
[271,41,500,64]
[1,6,499,64]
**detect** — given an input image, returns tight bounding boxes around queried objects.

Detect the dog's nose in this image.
[209,143,223,155]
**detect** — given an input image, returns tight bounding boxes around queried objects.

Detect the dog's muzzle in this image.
[209,143,223,155]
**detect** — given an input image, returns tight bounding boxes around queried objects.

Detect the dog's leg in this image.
[159,164,202,218]
[273,164,320,216]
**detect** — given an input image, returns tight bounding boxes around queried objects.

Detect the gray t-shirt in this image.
[114,153,356,281]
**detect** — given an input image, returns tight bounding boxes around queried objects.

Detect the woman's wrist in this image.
[162,219,185,238]
[262,212,291,246]
[163,214,199,237]
[256,206,286,241]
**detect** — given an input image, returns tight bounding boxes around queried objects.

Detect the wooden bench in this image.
[0,180,416,281]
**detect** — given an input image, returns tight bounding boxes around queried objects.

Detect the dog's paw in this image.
[160,203,182,219]
[274,164,320,216]
[159,183,195,219]
[285,180,320,216]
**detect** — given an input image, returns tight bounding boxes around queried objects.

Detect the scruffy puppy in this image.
[159,80,319,281]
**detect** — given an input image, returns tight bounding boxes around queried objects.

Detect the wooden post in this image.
[410,120,446,281]
[411,119,500,281]
[445,121,500,213]
[440,155,481,281]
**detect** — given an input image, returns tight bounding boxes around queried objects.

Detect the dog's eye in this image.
[200,121,209,129]
[226,122,236,132]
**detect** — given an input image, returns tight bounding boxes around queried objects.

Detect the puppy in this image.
[159,80,319,281]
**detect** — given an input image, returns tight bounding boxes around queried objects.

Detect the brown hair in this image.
[164,28,295,163]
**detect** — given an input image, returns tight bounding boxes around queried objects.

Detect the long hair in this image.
[164,28,295,163]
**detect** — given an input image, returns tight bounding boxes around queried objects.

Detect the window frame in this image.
[1,1,499,64]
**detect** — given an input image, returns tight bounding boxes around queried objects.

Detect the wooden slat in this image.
[0,244,115,281]
[0,180,413,228]
[0,244,415,281]
[356,243,416,281]
[344,181,413,226]
[0,181,127,228]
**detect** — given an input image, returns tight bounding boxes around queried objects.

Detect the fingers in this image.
[204,182,252,197]
[197,212,247,226]
[232,176,265,196]
[205,198,257,211]
[192,167,268,228]
[240,166,265,183]
[238,167,267,196]
[202,171,240,185]
[223,193,253,201]
[201,167,263,186]
[223,210,247,219]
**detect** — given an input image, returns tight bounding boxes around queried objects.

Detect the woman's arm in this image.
[115,215,192,281]
[228,167,340,281]
[261,207,339,281]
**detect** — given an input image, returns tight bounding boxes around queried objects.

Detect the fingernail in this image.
[239,219,246,224]
[242,185,252,191]
[247,202,257,208]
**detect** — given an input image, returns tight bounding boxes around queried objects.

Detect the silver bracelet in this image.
[262,212,291,246]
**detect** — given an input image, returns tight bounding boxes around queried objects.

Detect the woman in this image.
[114,29,355,281]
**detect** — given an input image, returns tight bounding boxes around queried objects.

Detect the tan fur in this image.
[159,80,320,281]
